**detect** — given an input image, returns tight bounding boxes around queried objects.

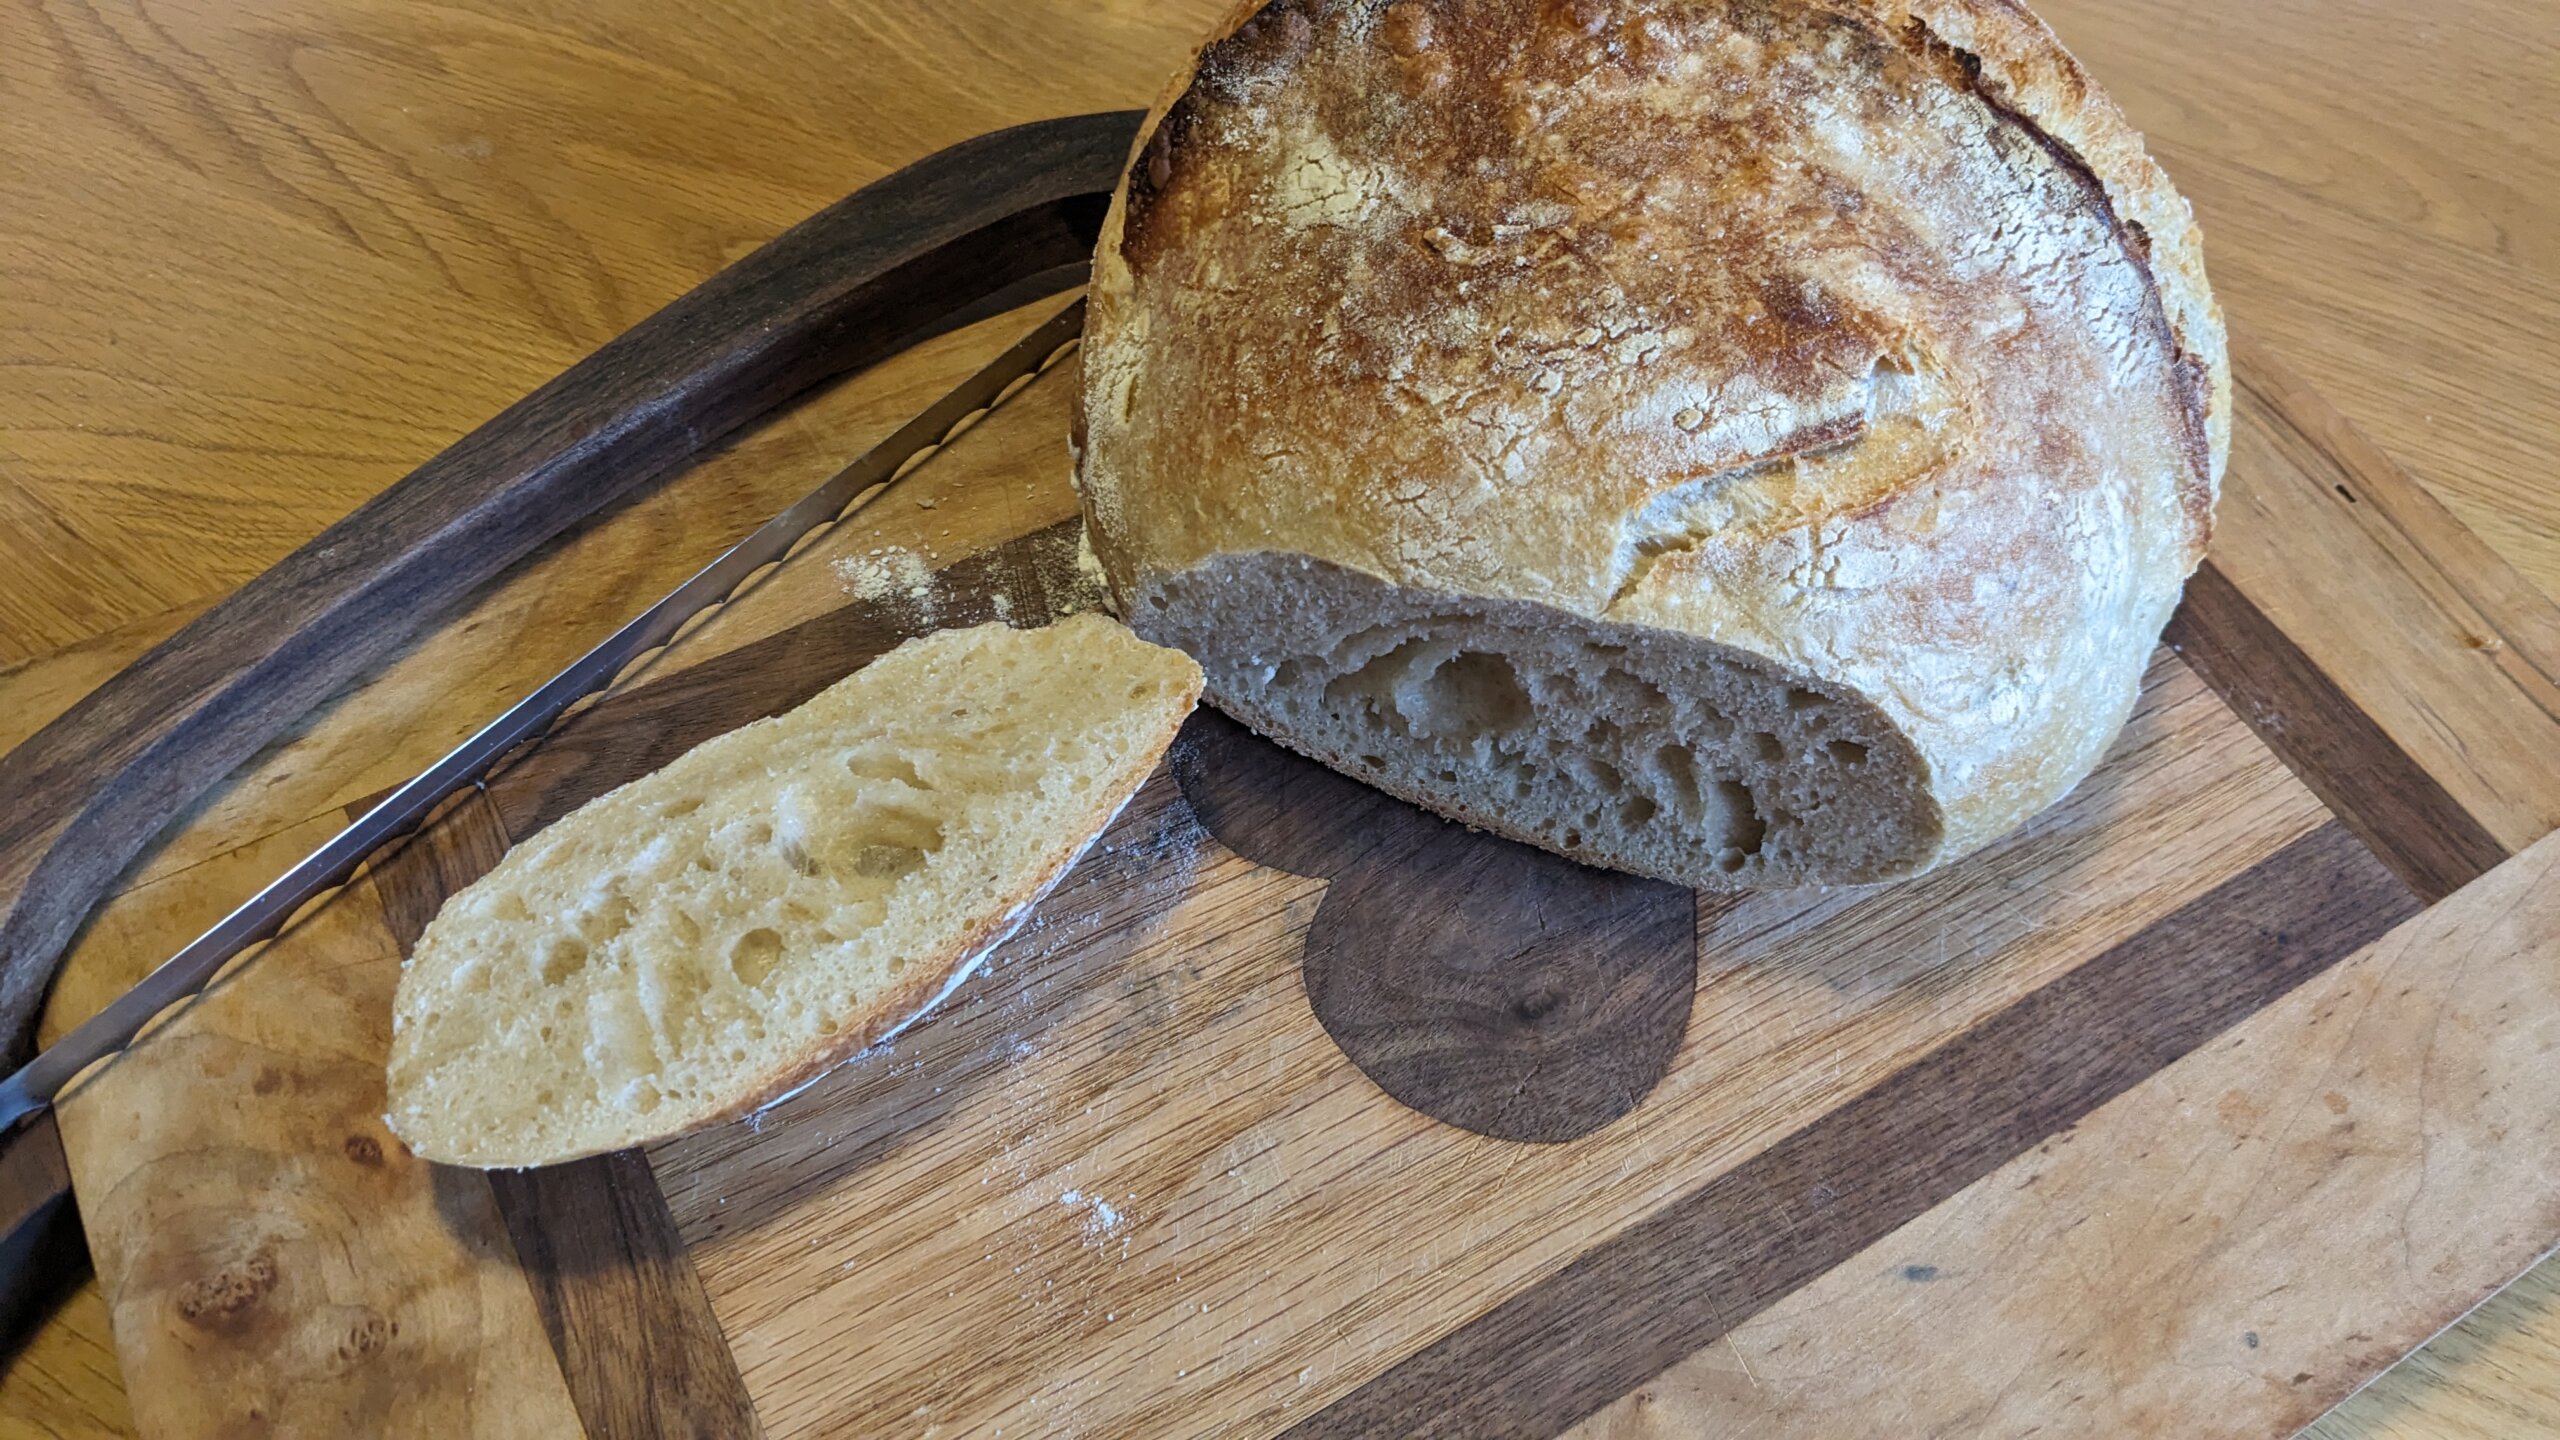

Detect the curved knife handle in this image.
[0,110,1149,1068]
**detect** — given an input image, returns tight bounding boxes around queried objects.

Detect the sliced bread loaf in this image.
[1076,0,2226,889]
[384,613,1202,1168]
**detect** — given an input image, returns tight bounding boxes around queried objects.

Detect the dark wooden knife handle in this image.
[0,110,1148,1068]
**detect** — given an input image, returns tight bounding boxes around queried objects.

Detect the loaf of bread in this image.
[1076,0,2226,888]
[384,615,1202,1168]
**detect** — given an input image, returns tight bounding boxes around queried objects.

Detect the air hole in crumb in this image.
[1563,829,1584,848]
[1602,669,1670,717]
[1785,686,1823,711]
[1147,593,1168,609]
[1655,744,1700,801]
[537,936,589,987]
[1753,732,1786,764]
[663,796,704,818]
[729,928,785,988]
[780,840,822,877]
[746,821,774,846]
[1707,780,1767,856]
[1828,738,1870,766]
[847,806,945,857]
[1437,768,1459,783]
[850,843,928,879]
[1620,795,1659,825]
[577,893,633,944]
[1420,650,1533,734]
[847,752,934,790]
[1358,753,1386,770]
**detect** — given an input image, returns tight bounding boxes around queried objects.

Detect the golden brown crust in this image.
[1079,0,2225,871]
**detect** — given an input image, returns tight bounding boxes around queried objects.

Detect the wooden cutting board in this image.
[40,304,2560,1439]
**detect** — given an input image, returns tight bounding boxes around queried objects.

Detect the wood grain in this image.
[657,648,2327,1438]
[0,109,1136,1070]
[2032,0,2560,598]
[490,1155,762,1440]
[16,320,1090,1059]
[8,0,2560,1432]
[49,829,582,1438]
[1569,824,2560,1440]
[2176,343,2560,869]
[2167,562,2507,902]
[1294,822,2415,1437]
[1176,711,1696,1144]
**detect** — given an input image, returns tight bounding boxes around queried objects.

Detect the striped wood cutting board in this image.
[45,308,2560,1439]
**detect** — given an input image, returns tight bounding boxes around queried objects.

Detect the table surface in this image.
[3,0,2556,1436]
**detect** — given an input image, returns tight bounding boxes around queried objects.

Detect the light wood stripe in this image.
[1289,821,2415,1438]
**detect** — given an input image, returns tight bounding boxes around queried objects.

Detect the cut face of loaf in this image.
[1137,555,1939,888]
[384,614,1203,1169]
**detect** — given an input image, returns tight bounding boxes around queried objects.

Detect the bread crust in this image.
[1077,0,2226,872]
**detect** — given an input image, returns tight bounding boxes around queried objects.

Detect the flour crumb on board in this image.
[834,544,935,621]
[1058,1187,1130,1250]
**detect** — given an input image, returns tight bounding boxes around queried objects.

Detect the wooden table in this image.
[3,0,2555,1435]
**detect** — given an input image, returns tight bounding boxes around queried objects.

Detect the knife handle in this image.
[0,111,1148,1071]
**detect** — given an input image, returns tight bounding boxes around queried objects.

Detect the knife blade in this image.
[0,296,1087,1138]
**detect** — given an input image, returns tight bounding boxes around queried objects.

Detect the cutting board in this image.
[40,302,2560,1438]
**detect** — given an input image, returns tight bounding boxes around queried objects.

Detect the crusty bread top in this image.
[1079,0,2225,857]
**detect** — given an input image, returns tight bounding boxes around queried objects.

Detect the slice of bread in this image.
[384,613,1202,1168]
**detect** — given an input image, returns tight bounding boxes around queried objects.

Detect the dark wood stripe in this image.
[355,790,763,1439]
[1288,820,2417,1439]
[2168,560,2508,902]
[367,789,516,951]
[490,1154,766,1440]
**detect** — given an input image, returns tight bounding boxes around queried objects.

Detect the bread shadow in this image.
[648,771,1210,1246]
[1175,709,1697,1144]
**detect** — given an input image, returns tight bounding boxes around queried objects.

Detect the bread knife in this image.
[0,298,1089,1308]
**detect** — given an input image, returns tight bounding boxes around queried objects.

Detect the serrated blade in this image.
[0,297,1087,1130]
